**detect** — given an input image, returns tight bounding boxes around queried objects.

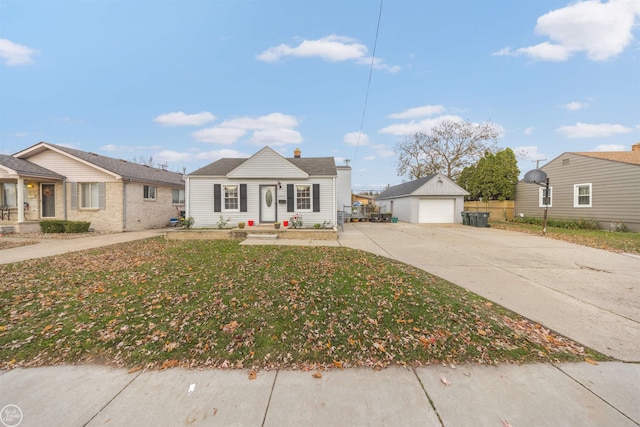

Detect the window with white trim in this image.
[80,183,100,208]
[538,186,552,208]
[224,185,239,210]
[143,185,156,200]
[296,184,311,210]
[574,183,592,207]
[172,189,185,204]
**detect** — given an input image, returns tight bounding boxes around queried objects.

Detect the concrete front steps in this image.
[165,227,338,241]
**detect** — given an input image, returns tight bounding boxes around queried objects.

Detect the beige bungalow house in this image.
[1,142,185,233]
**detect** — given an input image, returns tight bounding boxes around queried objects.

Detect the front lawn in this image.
[0,238,603,370]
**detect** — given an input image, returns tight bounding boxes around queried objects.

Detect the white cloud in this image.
[154,111,216,127]
[153,148,251,165]
[513,146,547,161]
[192,127,247,144]
[344,131,370,146]
[497,0,640,61]
[388,105,446,119]
[592,144,627,151]
[379,114,464,136]
[557,122,633,138]
[524,127,534,135]
[100,144,162,152]
[257,34,400,73]
[364,155,376,161]
[0,38,37,66]
[563,101,588,110]
[192,112,302,146]
[372,144,395,158]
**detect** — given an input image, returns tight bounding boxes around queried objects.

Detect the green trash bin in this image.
[461,211,470,225]
[391,217,398,223]
[476,212,490,227]
[468,212,478,227]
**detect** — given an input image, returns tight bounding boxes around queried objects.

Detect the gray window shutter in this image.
[313,184,320,212]
[240,184,247,212]
[70,182,77,210]
[99,182,106,210]
[287,184,294,212]
[213,184,221,212]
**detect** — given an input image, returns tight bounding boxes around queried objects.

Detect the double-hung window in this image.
[143,185,156,200]
[574,183,592,207]
[296,185,311,210]
[80,183,100,208]
[172,189,185,204]
[538,186,552,207]
[224,185,239,210]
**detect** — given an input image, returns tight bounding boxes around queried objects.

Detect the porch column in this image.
[17,176,25,222]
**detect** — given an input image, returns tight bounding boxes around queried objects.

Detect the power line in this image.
[353,0,383,163]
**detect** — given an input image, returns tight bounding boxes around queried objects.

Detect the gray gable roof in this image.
[377,175,437,200]
[18,143,184,187]
[0,154,63,179]
[189,155,337,177]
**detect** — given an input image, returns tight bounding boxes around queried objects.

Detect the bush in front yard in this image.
[40,220,66,233]
[64,221,91,233]
[40,220,91,234]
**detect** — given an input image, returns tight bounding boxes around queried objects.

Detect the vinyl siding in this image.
[336,167,352,211]
[187,177,336,228]
[27,150,116,182]
[227,149,308,179]
[515,153,640,231]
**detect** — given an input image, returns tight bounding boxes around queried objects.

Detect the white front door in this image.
[260,185,277,222]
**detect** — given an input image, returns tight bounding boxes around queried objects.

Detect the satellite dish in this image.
[523,169,547,184]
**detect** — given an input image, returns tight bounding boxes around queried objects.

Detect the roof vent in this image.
[294,148,301,158]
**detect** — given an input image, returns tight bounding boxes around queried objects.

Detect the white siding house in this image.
[186,147,348,228]
[376,174,469,224]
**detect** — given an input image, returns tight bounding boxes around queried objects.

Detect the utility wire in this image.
[353,0,383,163]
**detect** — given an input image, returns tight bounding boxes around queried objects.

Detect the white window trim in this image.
[143,185,157,201]
[538,186,552,208]
[574,183,592,208]
[223,184,239,212]
[295,184,312,212]
[80,182,100,210]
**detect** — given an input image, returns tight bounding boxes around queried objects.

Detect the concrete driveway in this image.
[339,222,640,362]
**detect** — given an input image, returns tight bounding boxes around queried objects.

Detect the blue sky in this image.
[1,0,639,190]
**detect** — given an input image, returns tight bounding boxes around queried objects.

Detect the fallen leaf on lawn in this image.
[162,359,179,369]
[333,360,344,369]
[248,370,257,380]
[585,358,599,365]
[42,324,53,334]
[127,366,142,374]
[312,372,323,379]
[373,342,386,353]
[164,342,178,352]
[222,321,240,334]
[440,377,450,386]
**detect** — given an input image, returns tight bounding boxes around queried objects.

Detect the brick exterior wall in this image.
[123,182,184,231]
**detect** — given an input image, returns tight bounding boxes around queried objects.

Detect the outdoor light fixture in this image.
[277,180,282,189]
[523,168,550,235]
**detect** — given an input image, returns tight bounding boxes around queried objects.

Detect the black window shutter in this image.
[287,184,294,212]
[213,184,221,212]
[240,184,247,212]
[313,184,320,212]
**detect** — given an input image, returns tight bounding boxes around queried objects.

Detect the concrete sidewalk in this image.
[1,362,638,427]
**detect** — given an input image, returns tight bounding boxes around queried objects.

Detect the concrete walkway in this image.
[1,224,639,426]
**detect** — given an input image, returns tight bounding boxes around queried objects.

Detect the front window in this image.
[1,183,17,208]
[224,185,238,210]
[172,189,185,204]
[296,185,311,210]
[143,185,156,200]
[80,183,100,208]
[574,183,592,207]
[538,186,552,207]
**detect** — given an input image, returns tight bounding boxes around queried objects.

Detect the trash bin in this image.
[476,212,490,228]
[461,211,470,225]
[468,212,478,227]
[391,217,398,223]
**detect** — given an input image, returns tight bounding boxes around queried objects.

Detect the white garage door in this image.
[418,198,455,223]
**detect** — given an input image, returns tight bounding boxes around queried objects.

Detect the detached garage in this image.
[376,174,469,224]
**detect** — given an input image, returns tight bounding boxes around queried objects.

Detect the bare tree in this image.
[395,119,501,180]
[132,155,169,171]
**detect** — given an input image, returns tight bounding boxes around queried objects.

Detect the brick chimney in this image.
[294,148,301,158]
[632,143,640,152]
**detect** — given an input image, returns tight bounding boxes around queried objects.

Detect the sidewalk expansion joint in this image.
[81,369,144,427]
[261,369,279,427]
[553,363,640,427]
[411,367,445,427]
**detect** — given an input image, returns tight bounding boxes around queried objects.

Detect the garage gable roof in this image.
[377,174,468,200]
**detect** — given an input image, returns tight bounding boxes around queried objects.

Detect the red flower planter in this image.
[282,220,289,227]
[248,220,254,226]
